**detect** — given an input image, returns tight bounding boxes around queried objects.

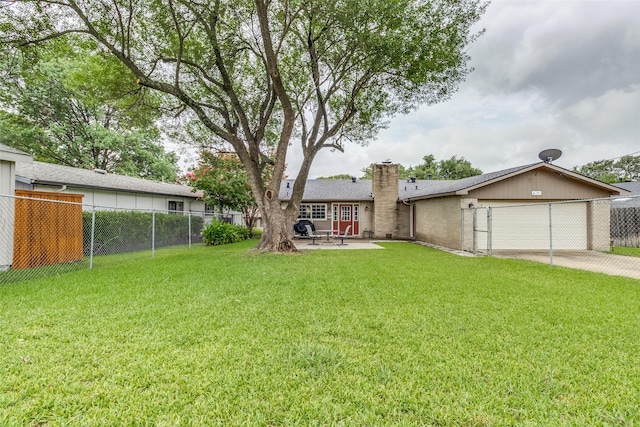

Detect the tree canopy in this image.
[0,0,487,251]
[0,43,179,181]
[186,151,267,234]
[574,155,640,184]
[360,154,482,180]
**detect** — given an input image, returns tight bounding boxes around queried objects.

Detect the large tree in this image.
[1,0,486,251]
[574,155,640,184]
[360,154,482,180]
[186,150,265,236]
[409,154,482,180]
[0,45,179,181]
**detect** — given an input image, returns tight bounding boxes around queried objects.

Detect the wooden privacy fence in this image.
[13,190,84,269]
[611,207,640,248]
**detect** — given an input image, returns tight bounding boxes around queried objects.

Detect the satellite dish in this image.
[538,148,562,163]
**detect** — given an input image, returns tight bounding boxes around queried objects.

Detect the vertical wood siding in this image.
[13,190,84,269]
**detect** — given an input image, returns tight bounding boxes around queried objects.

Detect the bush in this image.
[83,211,204,255]
[251,228,263,240]
[201,221,251,246]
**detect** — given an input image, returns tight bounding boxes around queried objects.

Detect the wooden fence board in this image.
[13,190,84,269]
[611,207,640,248]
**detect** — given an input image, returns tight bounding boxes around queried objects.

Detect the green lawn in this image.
[610,246,640,258]
[2,241,640,426]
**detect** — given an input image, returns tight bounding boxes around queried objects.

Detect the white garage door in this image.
[476,201,588,250]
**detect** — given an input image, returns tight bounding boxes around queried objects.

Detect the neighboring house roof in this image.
[279,179,375,201]
[15,161,201,199]
[614,181,640,194]
[402,162,628,201]
[0,143,32,163]
[612,181,640,208]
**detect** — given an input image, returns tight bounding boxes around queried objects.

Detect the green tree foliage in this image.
[574,155,640,183]
[316,174,355,180]
[360,155,482,180]
[186,151,269,235]
[411,154,482,180]
[0,45,179,181]
[360,164,412,179]
[0,0,487,251]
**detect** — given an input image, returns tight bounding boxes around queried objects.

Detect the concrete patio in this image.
[294,238,385,250]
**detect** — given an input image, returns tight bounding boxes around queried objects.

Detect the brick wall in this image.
[587,199,611,251]
[372,163,399,238]
[414,196,463,249]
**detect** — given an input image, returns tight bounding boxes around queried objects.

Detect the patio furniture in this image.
[334,225,352,246]
[294,220,314,237]
[304,224,323,245]
[315,229,337,244]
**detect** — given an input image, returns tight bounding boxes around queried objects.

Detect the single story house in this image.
[14,160,205,213]
[0,144,206,270]
[1,144,33,270]
[612,181,640,208]
[280,161,628,251]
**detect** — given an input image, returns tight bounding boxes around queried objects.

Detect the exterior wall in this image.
[0,147,31,270]
[414,196,463,249]
[116,193,137,210]
[587,199,611,251]
[0,160,16,270]
[468,168,612,200]
[31,184,204,212]
[372,163,399,238]
[359,201,374,237]
[396,202,411,239]
[0,160,14,196]
[460,198,477,251]
[136,195,155,211]
[286,200,374,236]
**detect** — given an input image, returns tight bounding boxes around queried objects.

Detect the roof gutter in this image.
[15,176,200,199]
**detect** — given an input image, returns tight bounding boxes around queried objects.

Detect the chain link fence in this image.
[0,193,209,285]
[461,195,640,278]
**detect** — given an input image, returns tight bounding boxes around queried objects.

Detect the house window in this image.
[354,205,359,221]
[298,203,326,220]
[168,200,184,214]
[341,205,351,221]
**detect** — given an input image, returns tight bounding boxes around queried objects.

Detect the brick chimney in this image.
[372,162,399,239]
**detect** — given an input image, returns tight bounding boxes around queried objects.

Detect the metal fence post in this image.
[188,213,192,249]
[460,209,464,251]
[89,207,96,269]
[548,203,553,267]
[472,208,477,254]
[152,210,156,258]
[487,207,493,256]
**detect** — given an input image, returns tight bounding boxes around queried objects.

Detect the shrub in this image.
[83,211,204,255]
[251,228,263,240]
[201,221,250,246]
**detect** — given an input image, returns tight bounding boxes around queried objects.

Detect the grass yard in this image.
[2,241,640,426]
[610,246,640,258]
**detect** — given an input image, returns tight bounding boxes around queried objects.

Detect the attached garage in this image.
[404,162,627,252]
[474,201,588,251]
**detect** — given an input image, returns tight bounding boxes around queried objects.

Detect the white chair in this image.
[304,224,322,245]
[334,225,352,246]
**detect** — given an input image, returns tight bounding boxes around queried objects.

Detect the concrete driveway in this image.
[493,250,640,280]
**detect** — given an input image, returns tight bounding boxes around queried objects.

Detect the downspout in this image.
[401,198,414,239]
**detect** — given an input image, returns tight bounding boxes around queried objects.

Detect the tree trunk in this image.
[255,197,298,252]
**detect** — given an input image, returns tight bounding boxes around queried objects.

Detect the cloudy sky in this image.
[286,0,640,179]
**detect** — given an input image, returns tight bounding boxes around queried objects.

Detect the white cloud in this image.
[287,0,640,179]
